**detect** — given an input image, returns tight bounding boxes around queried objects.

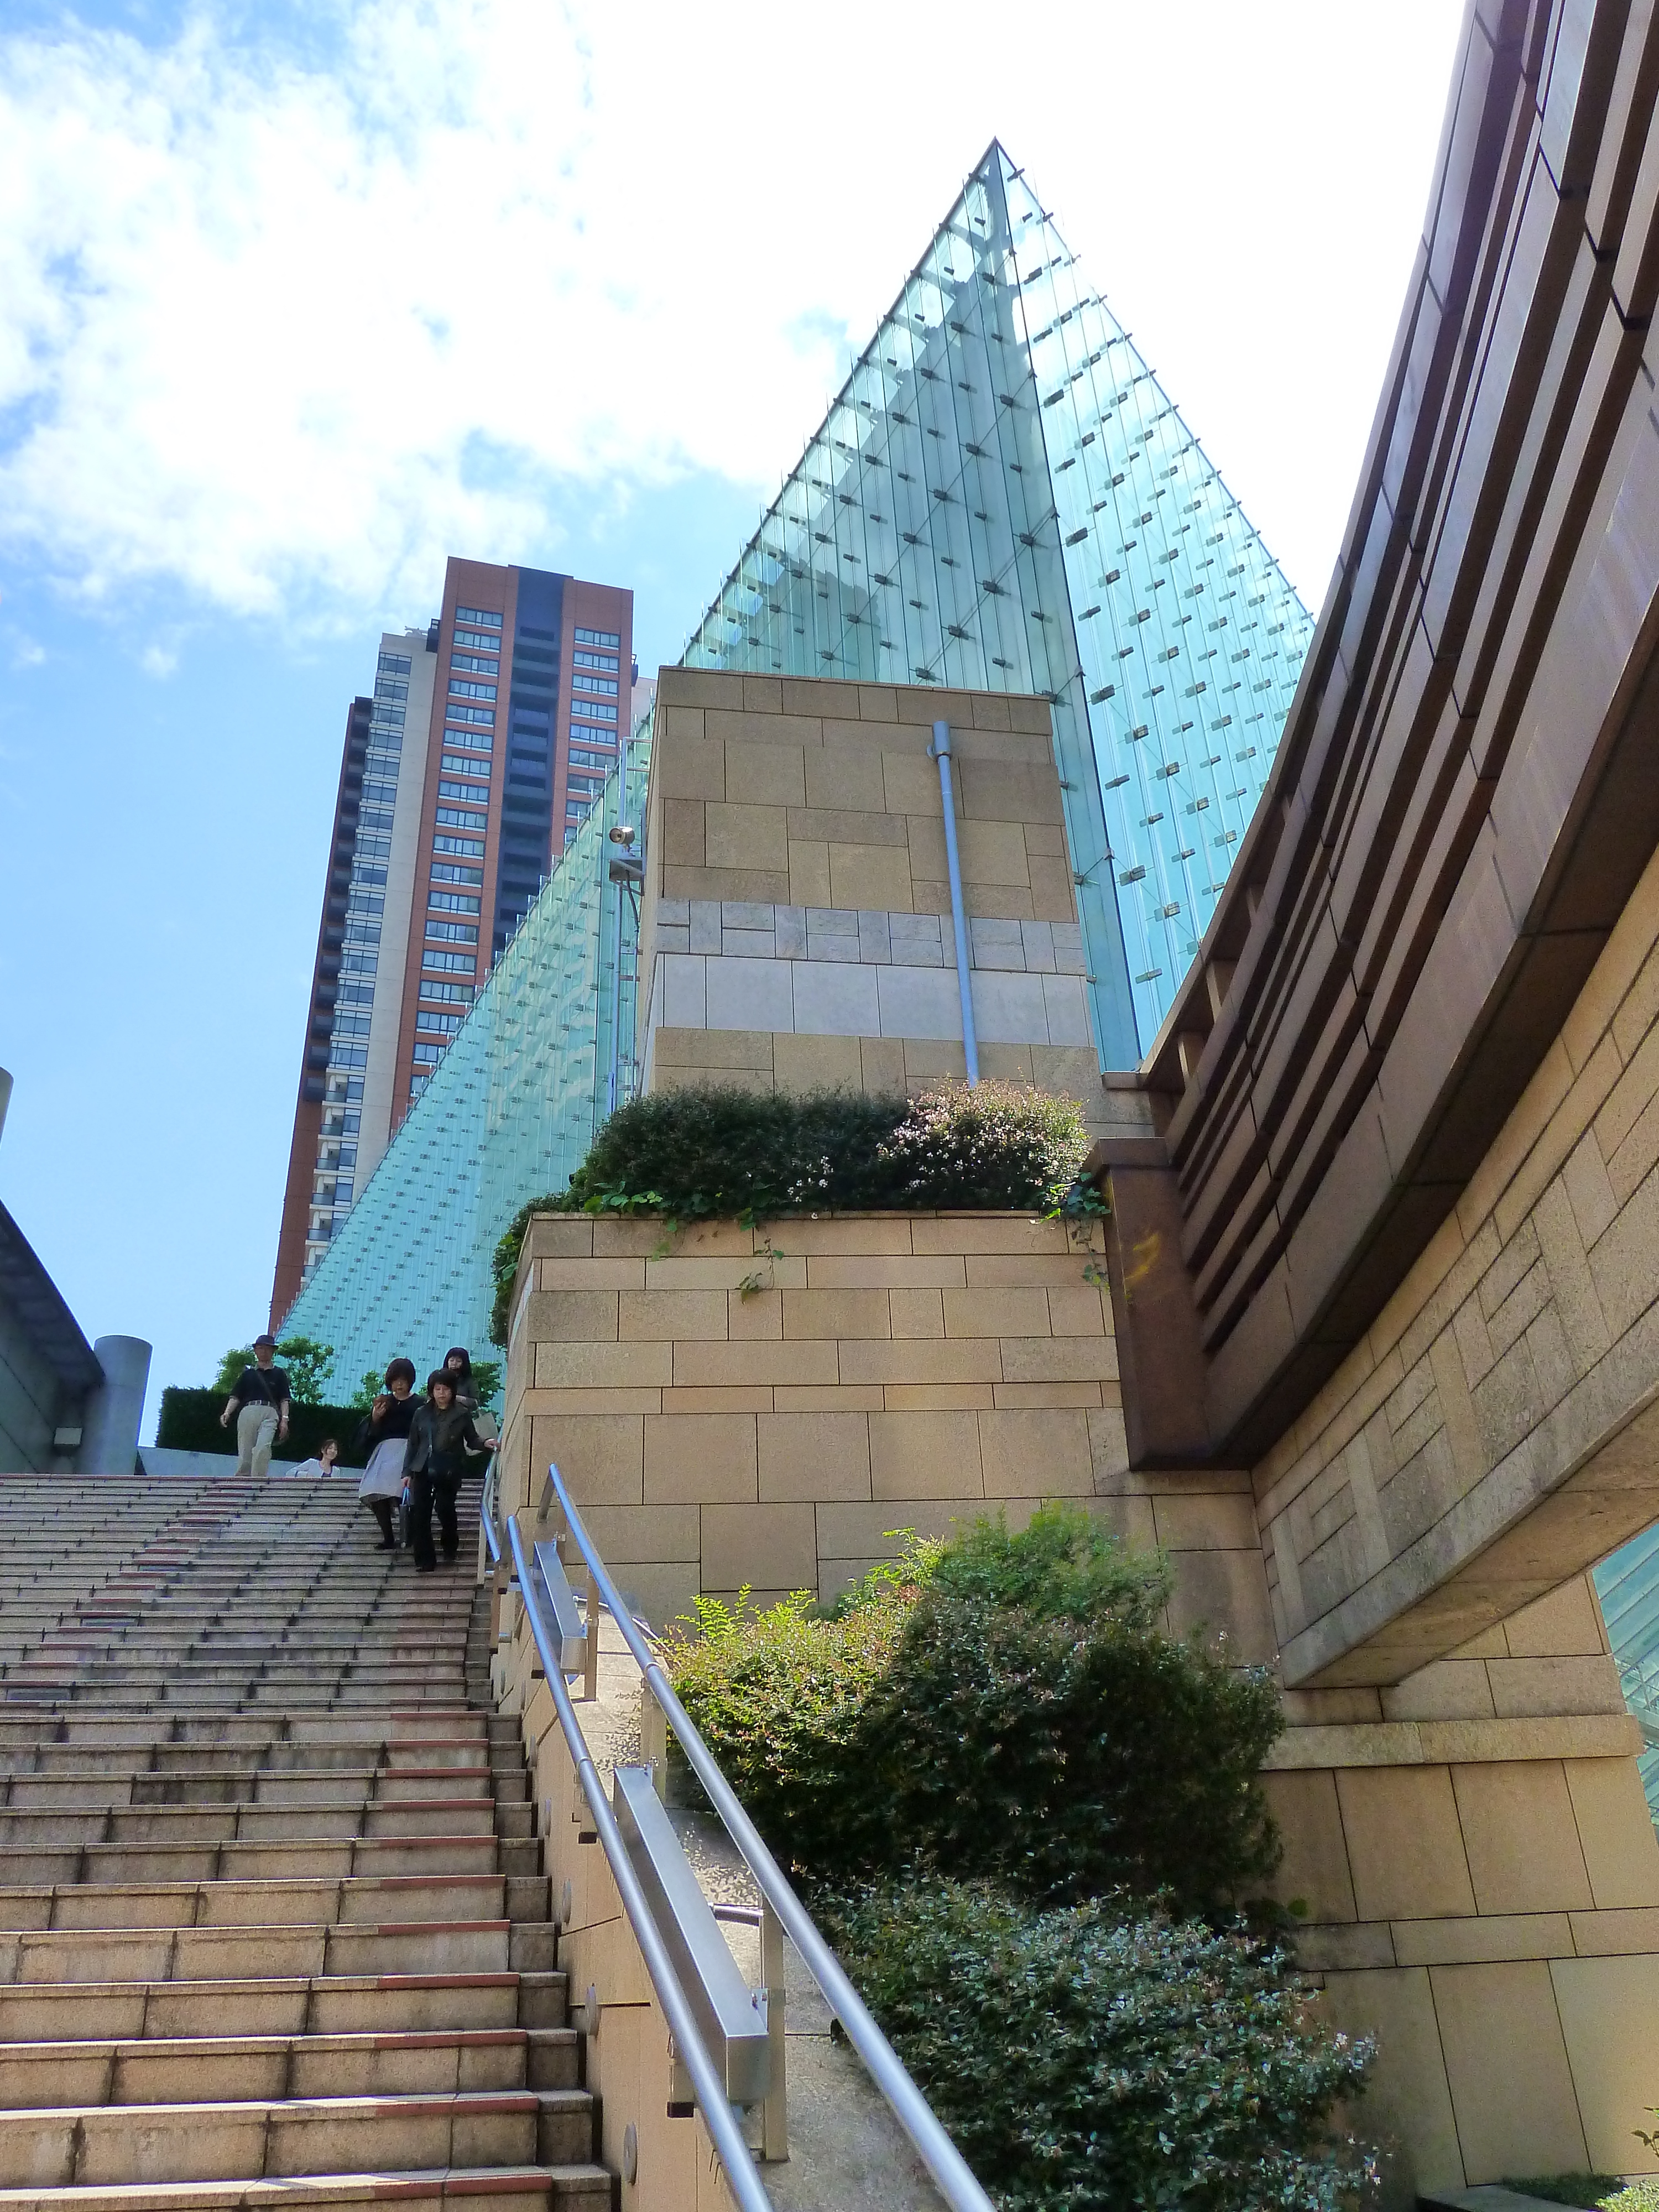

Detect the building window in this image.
[428,890,481,914]
[377,652,413,676]
[416,1010,465,1037]
[413,1042,444,1066]
[572,673,619,696]
[448,679,497,701]
[418,979,473,1005]
[425,919,479,943]
[455,605,503,629]
[435,806,488,830]
[432,834,486,858]
[422,948,476,975]
[445,705,495,726]
[575,627,620,648]
[571,702,618,724]
[430,862,483,886]
[452,629,500,655]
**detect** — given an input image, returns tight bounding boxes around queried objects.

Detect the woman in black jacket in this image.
[354,1359,420,1549]
[404,1369,493,1571]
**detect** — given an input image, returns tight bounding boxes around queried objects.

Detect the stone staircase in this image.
[0,1469,611,2210]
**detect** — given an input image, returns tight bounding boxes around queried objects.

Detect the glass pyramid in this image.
[280,144,1316,1363]
[682,142,1314,1059]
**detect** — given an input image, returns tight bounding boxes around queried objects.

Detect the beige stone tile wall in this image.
[499,1210,1271,1655]
[1254,837,1659,1688]
[638,670,1105,1113]
[1260,1568,1659,2199]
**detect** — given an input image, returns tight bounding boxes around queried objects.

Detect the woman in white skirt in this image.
[353,1360,421,1548]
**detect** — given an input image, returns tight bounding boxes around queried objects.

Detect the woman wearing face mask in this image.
[354,1360,420,1549]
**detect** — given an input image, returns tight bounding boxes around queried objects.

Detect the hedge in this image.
[489,1080,1100,1344]
[156,1387,367,1467]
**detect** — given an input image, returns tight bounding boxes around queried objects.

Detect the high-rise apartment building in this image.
[270,560,633,1317]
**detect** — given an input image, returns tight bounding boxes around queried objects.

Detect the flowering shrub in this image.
[826,1878,1378,2212]
[875,1077,1091,1210]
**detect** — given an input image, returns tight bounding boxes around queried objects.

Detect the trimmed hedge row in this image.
[156,1387,366,1467]
[489,1081,1100,1344]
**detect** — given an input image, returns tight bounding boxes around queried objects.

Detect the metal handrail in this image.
[505,1516,775,2212]
[541,1462,995,2212]
[480,1464,501,1562]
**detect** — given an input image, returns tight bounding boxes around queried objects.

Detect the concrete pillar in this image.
[76,1335,152,1475]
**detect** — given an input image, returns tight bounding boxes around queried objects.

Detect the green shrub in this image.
[665,1585,914,1869]
[488,1082,1098,1343]
[858,1580,1282,1913]
[666,1504,1281,1916]
[565,1085,910,1220]
[823,1876,1376,2212]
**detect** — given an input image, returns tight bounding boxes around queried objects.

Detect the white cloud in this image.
[9,639,45,669]
[139,643,178,677]
[0,0,1465,624]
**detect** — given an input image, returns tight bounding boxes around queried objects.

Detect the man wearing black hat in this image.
[219,1335,291,1477]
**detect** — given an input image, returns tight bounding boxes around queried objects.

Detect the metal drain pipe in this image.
[929,721,979,1085]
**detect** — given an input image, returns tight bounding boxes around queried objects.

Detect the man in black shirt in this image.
[219,1333,291,1476]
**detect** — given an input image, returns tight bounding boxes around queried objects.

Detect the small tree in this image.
[274,1337,335,1405]
[212,1338,335,1405]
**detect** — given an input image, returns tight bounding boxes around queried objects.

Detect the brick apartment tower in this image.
[270,559,633,1322]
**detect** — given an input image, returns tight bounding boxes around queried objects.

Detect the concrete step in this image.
[0,1917,528,1983]
[0,1837,505,1884]
[0,2088,596,2184]
[0,1971,567,2039]
[0,2162,613,2209]
[0,2026,581,2104]
[0,1871,523,1929]
[0,1802,498,1841]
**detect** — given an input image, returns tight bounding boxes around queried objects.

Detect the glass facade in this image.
[682,144,1313,1057]
[1595,1526,1659,1822]
[280,715,650,1388]
[279,143,1314,1360]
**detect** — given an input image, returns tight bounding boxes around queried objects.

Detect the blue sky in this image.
[0,0,1465,1433]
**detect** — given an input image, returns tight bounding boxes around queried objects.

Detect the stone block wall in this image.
[498,1210,1271,1651]
[638,669,1105,1110]
[1253,837,1659,1687]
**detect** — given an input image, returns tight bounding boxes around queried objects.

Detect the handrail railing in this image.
[539,1462,995,2212]
[480,1463,501,1563]
[505,1515,776,2212]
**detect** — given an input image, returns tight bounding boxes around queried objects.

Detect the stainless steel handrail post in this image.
[543,1463,994,2212]
[505,1517,774,2212]
[760,1900,788,2162]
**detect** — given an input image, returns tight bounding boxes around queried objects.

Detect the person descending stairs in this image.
[0,1468,611,2210]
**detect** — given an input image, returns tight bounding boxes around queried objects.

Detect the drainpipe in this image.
[928,722,979,1086]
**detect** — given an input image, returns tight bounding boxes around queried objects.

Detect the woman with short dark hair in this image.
[354,1360,421,1548]
[404,1369,493,1571]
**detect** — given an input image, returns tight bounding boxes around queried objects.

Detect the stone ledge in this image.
[1263,1713,1643,1768]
